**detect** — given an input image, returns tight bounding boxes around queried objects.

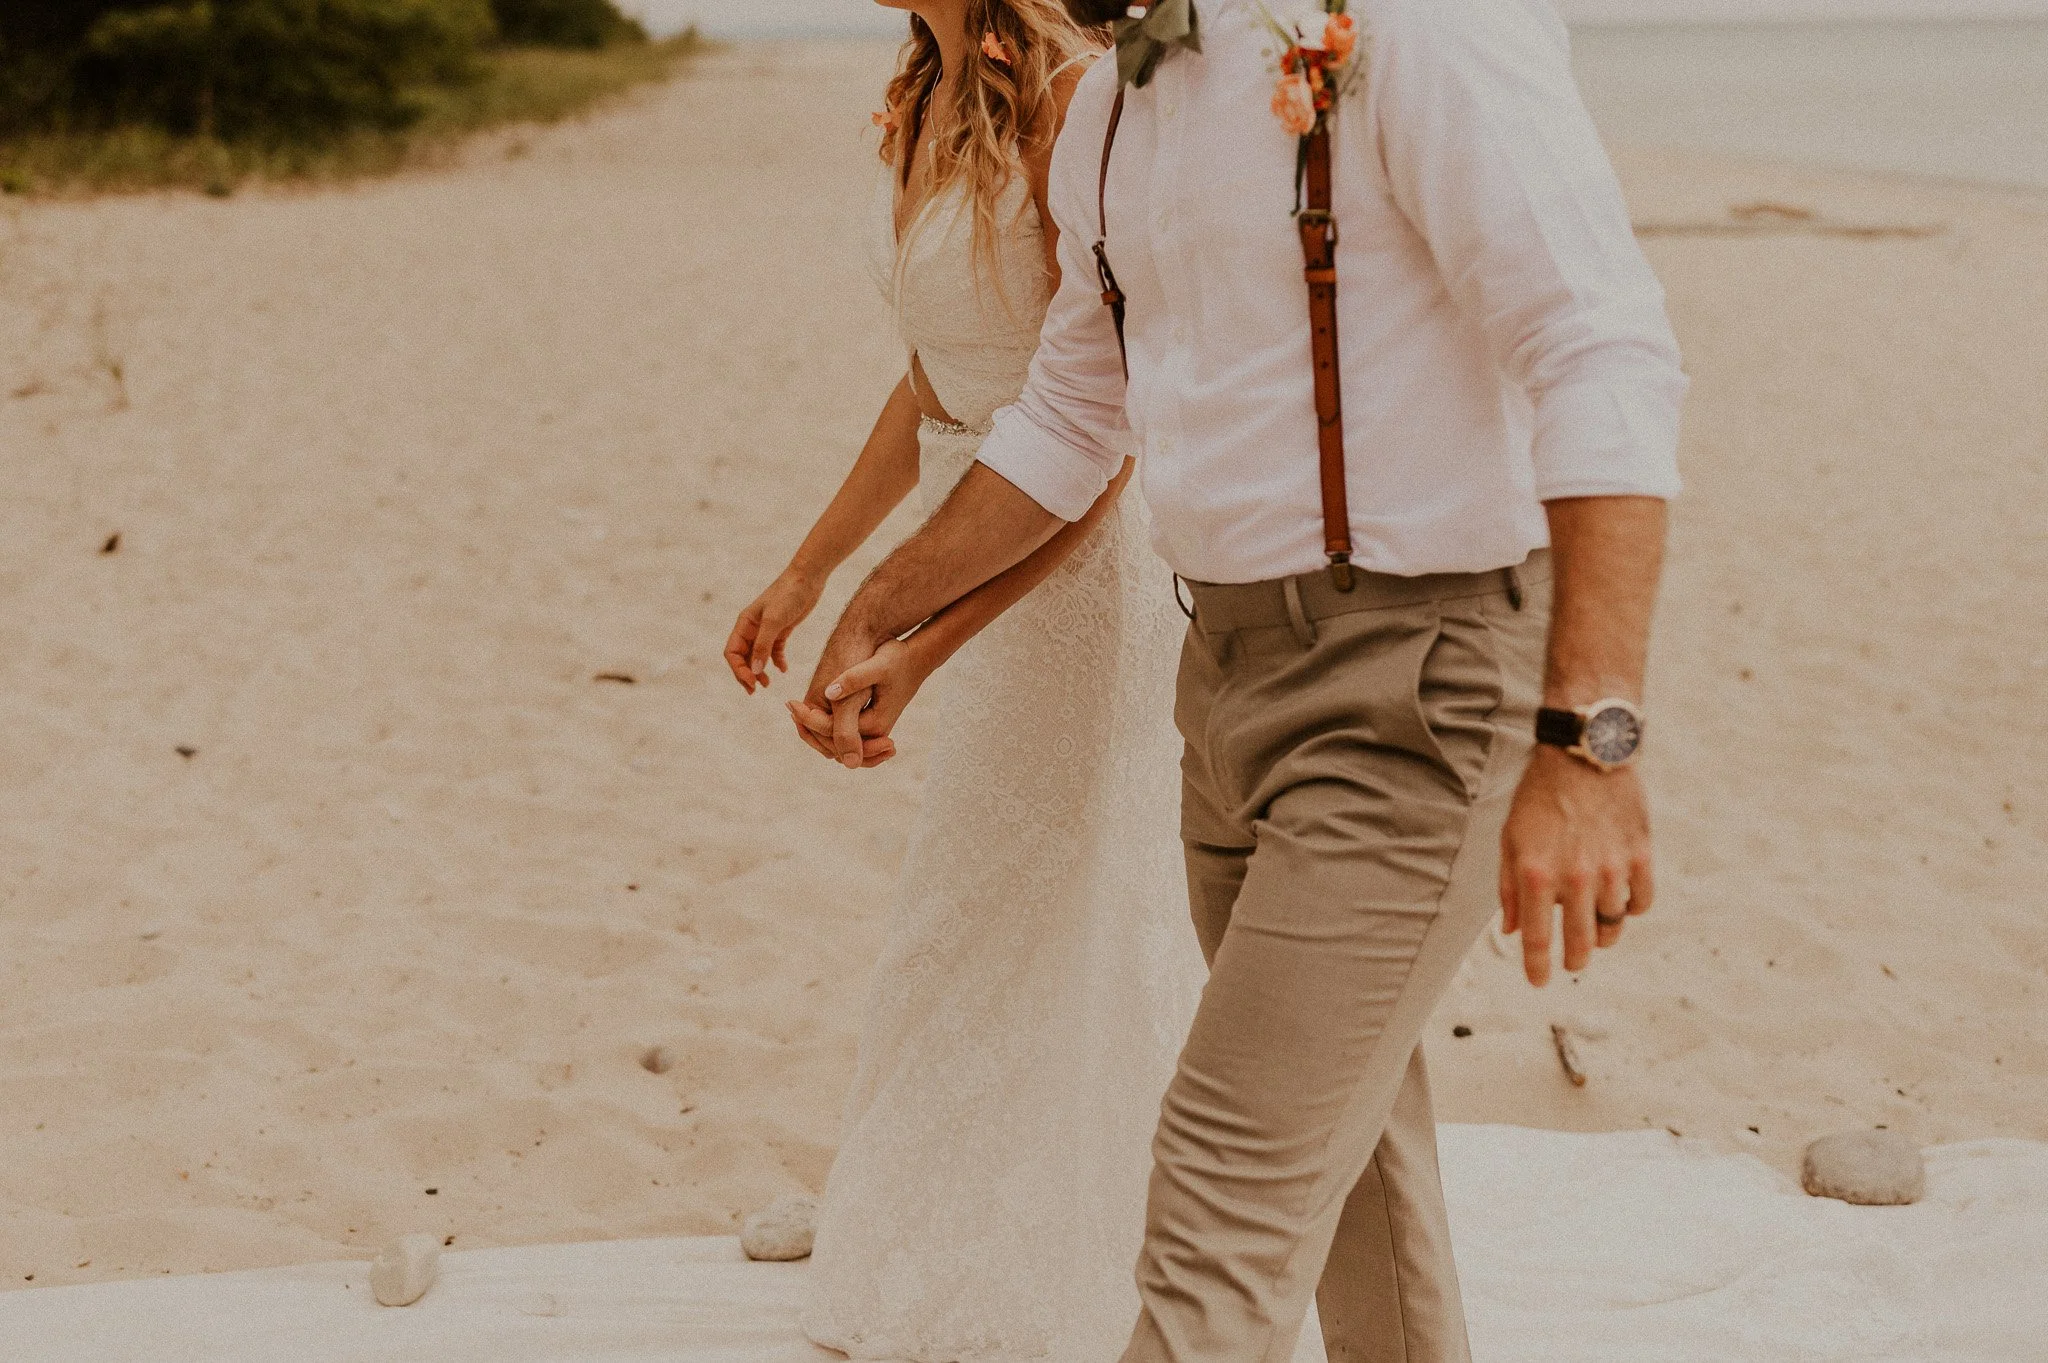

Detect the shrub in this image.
[490,0,645,49]
[72,0,496,140]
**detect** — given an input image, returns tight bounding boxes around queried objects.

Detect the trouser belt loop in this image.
[1503,564,1525,612]
[1282,574,1318,649]
[1173,574,1197,622]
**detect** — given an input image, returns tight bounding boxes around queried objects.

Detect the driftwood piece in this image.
[1634,199,1946,241]
[1635,221,1946,239]
[1550,1024,1588,1088]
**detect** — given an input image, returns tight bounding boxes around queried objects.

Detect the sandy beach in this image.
[2,39,2044,1294]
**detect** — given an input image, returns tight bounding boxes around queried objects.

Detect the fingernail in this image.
[825,683,842,700]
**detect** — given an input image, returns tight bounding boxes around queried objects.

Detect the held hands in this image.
[728,567,902,764]
[787,619,938,771]
[723,566,826,693]
[1499,746,1655,988]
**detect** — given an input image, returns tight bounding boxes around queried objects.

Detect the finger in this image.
[771,631,790,674]
[824,657,891,704]
[1498,846,1520,936]
[724,619,761,692]
[748,614,779,683]
[859,736,897,768]
[790,713,834,760]
[1559,862,1596,975]
[833,690,870,769]
[1594,863,1628,951]
[1627,848,1656,918]
[786,700,833,739]
[1517,866,1555,987]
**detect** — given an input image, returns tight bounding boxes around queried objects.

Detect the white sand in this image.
[1,39,2044,1301]
[5,1129,2045,1362]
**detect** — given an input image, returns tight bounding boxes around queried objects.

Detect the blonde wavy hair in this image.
[879,1,1106,282]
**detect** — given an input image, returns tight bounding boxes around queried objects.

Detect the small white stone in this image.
[1801,1129,1925,1206]
[370,1233,441,1306]
[740,1194,817,1262]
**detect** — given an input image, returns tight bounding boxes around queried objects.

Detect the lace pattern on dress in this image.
[802,168,1205,1363]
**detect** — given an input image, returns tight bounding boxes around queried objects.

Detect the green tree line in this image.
[0,0,649,143]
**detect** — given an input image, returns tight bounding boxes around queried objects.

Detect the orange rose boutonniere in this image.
[1257,1,1367,140]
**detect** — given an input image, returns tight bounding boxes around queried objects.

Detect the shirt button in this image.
[1154,210,1170,233]
[1161,96,1178,118]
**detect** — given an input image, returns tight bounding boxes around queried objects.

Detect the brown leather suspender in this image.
[1296,122,1354,590]
[1092,88,1130,380]
[1093,94,1356,590]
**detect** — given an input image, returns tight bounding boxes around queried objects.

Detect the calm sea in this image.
[1570,20,2048,190]
[628,4,2048,191]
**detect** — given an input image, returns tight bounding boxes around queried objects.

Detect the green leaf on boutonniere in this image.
[1114,0,1202,89]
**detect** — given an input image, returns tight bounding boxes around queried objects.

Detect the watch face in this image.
[1583,705,1643,767]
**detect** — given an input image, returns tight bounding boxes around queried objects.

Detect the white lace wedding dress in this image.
[798,169,1204,1362]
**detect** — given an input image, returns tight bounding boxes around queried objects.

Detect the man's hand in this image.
[800,607,896,769]
[788,636,935,767]
[783,463,1065,770]
[786,703,897,768]
[1499,746,1654,987]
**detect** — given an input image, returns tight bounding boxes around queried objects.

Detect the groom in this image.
[803,0,1683,1359]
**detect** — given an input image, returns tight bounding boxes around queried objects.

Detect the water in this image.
[1570,20,2048,190]
[626,4,2048,192]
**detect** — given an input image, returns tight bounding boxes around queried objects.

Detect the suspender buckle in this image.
[1327,552,1355,593]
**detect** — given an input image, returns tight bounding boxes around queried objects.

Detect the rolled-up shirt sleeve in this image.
[973,72,1134,523]
[1369,0,1687,502]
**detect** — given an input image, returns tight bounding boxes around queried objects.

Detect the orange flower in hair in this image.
[981,31,1014,65]
[872,104,898,130]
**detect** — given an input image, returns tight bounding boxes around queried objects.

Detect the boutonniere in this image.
[1257,1,1364,137]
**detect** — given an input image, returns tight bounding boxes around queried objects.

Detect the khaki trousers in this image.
[1122,555,1550,1363]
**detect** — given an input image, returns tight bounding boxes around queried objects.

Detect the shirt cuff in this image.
[974,404,1119,523]
[1530,371,1687,503]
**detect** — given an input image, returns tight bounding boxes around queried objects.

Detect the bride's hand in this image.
[786,703,899,768]
[724,567,824,693]
[786,636,936,768]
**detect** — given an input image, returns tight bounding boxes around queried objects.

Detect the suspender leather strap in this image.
[1095,95,1354,590]
[1092,88,1129,379]
[1297,121,1354,590]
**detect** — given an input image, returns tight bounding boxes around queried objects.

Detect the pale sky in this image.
[626,0,2048,39]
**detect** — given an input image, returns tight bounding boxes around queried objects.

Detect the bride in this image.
[722,2,1206,1358]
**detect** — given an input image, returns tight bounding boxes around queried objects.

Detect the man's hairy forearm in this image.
[845,462,1066,641]
[1540,496,1668,706]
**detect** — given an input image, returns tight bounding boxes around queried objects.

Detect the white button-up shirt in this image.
[975,0,1687,583]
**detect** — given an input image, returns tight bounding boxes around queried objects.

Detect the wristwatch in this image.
[1535,698,1644,772]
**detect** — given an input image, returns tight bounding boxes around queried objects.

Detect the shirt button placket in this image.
[1147,67,1186,465]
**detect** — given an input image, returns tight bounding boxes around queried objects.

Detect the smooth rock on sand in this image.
[369,1233,442,1307]
[1801,1129,1926,1206]
[739,1195,817,1262]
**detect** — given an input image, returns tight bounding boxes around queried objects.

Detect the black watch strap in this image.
[1534,707,1583,749]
